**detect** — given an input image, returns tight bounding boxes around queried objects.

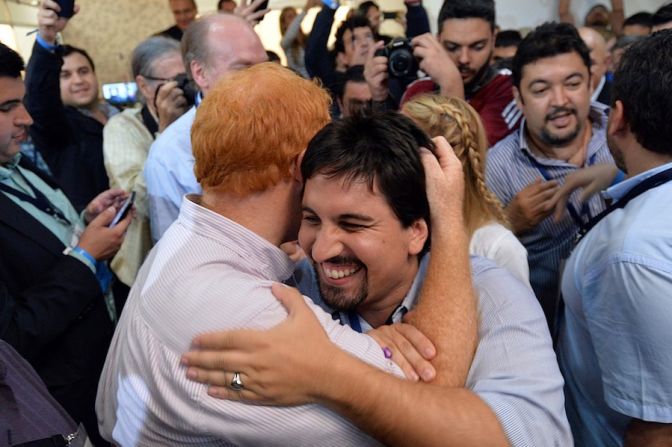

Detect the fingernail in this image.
[180,355,189,365]
[424,348,435,357]
[421,369,435,381]
[186,368,197,379]
[411,372,420,381]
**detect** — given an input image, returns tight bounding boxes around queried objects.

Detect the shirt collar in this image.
[339,255,428,333]
[177,195,296,282]
[591,76,607,103]
[0,153,22,181]
[603,161,672,203]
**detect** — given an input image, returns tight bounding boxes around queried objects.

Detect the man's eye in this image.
[341,222,365,231]
[302,215,320,225]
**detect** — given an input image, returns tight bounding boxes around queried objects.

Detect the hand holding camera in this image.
[364,41,390,102]
[411,33,464,99]
[38,0,78,45]
[155,74,194,132]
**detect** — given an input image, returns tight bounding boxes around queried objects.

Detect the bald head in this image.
[182,13,267,93]
[579,26,608,90]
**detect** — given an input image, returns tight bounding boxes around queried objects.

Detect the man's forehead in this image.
[62,53,92,71]
[521,51,589,83]
[440,18,492,41]
[0,77,25,103]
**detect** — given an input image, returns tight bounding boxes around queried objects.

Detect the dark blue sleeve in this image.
[305,6,337,85]
[406,3,431,38]
[24,41,71,151]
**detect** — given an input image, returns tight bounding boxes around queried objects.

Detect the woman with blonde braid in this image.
[403,94,530,285]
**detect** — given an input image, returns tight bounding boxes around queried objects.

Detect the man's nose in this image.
[15,104,33,128]
[310,227,343,264]
[550,85,569,106]
[458,48,470,65]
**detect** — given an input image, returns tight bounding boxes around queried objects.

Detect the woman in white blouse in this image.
[403,94,530,286]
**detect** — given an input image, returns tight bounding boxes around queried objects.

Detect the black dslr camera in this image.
[375,38,419,79]
[173,73,198,107]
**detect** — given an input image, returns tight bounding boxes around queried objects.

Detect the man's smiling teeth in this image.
[323,265,359,279]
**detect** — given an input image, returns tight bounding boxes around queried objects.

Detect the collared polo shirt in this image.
[557,161,672,446]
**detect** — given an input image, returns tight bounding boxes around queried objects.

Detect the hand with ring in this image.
[182,283,340,405]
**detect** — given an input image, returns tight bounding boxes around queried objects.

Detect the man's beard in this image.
[539,106,581,147]
[313,257,368,312]
[461,48,494,92]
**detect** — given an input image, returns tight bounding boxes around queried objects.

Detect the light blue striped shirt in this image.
[558,161,672,446]
[295,255,573,447]
[485,104,614,320]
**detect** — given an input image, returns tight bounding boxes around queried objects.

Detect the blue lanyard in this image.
[523,150,597,228]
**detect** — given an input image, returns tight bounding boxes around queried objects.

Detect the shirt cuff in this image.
[36,34,59,52]
[64,246,97,274]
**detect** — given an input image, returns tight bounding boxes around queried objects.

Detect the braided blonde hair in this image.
[402,94,509,235]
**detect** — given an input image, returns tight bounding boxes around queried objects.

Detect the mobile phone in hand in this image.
[55,0,76,18]
[109,192,135,228]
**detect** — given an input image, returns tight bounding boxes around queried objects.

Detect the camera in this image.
[375,38,419,79]
[173,73,198,107]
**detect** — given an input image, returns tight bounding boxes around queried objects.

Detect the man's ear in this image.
[190,60,209,92]
[608,100,627,138]
[407,218,429,256]
[292,149,307,183]
[135,75,153,104]
[513,86,523,109]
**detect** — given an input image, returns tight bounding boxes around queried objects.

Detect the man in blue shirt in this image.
[557,30,672,446]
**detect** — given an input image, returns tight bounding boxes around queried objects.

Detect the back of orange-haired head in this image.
[192,62,331,196]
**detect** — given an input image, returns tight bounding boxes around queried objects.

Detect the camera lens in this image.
[390,53,412,76]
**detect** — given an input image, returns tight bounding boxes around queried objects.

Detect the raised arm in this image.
[558,0,575,24]
[304,5,337,82]
[24,0,74,150]
[403,137,477,387]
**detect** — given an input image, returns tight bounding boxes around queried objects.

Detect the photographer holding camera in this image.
[365,0,521,146]
[103,36,189,288]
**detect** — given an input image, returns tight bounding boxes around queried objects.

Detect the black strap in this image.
[0,168,71,226]
[575,166,672,245]
[140,105,159,137]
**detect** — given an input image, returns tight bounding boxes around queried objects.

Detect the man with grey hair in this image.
[144,12,267,242]
[103,36,188,288]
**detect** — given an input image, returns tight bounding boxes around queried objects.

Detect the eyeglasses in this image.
[142,75,171,82]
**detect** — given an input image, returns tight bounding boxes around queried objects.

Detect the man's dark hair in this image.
[303,112,433,251]
[357,1,379,15]
[652,3,672,28]
[511,22,591,88]
[495,29,522,48]
[623,12,653,29]
[612,30,672,156]
[438,0,496,32]
[217,0,235,8]
[342,64,366,91]
[0,43,24,79]
[62,45,96,72]
[334,14,372,54]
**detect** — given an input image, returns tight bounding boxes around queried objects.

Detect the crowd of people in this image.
[1,0,672,445]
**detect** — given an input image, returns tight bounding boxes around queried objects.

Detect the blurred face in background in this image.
[60,52,99,109]
[170,0,198,30]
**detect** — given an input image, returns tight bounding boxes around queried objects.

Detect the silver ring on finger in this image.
[230,371,244,391]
